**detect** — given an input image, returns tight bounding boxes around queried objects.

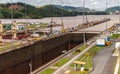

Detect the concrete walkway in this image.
[90,43,115,74]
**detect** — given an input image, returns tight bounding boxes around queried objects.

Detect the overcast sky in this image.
[0,0,120,10]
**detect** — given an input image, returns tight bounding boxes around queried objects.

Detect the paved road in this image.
[102,56,117,74]
[90,43,115,74]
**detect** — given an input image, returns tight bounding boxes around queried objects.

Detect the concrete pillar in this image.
[0,21,3,42]
[25,22,27,35]
[13,20,17,39]
[74,64,77,71]
[29,62,32,74]
[81,65,84,71]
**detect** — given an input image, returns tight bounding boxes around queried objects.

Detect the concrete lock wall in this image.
[0,44,34,74]
[0,33,97,74]
[69,33,96,43]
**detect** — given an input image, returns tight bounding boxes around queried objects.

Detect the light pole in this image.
[60,0,65,33]
[50,19,53,35]
[50,2,56,35]
[10,0,13,28]
[24,0,28,35]
[92,5,94,21]
[11,0,15,47]
[106,2,108,31]
[55,1,58,17]
[119,2,120,24]
[37,1,46,36]
[83,0,86,45]
[11,0,13,23]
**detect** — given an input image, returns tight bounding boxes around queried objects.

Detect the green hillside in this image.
[106,6,120,12]
[0,2,107,19]
[0,2,79,19]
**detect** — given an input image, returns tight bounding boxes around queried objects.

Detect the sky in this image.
[0,0,120,10]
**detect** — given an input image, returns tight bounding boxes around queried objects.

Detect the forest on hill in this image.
[0,2,107,19]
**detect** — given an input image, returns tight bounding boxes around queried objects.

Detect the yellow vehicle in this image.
[105,41,112,46]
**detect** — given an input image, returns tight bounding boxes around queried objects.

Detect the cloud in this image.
[0,0,117,11]
[90,0,95,2]
[91,1,99,5]
[0,1,7,3]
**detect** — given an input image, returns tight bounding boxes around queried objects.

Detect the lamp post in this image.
[10,0,15,47]
[24,0,28,35]
[106,2,108,31]
[11,0,13,23]
[37,1,46,36]
[92,5,94,21]
[50,19,53,35]
[10,0,13,32]
[83,0,86,45]
[118,2,120,24]
[50,2,57,35]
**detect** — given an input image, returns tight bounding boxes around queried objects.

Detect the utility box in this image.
[105,37,110,42]
[17,24,25,30]
[96,38,105,46]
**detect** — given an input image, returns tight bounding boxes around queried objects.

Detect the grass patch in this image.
[72,51,80,55]
[72,45,88,55]
[28,24,36,29]
[79,45,88,51]
[112,48,116,54]
[110,34,120,39]
[40,68,55,74]
[84,56,93,69]
[53,58,70,67]
[118,68,120,74]
[28,23,48,29]
[39,23,48,28]
[0,42,21,51]
[69,70,88,74]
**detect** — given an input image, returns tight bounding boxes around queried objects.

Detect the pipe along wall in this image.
[0,33,97,74]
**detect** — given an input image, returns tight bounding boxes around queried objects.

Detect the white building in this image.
[115,42,120,50]
[17,24,25,30]
[96,38,105,46]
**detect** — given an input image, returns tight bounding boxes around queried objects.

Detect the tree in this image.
[13,11,24,18]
